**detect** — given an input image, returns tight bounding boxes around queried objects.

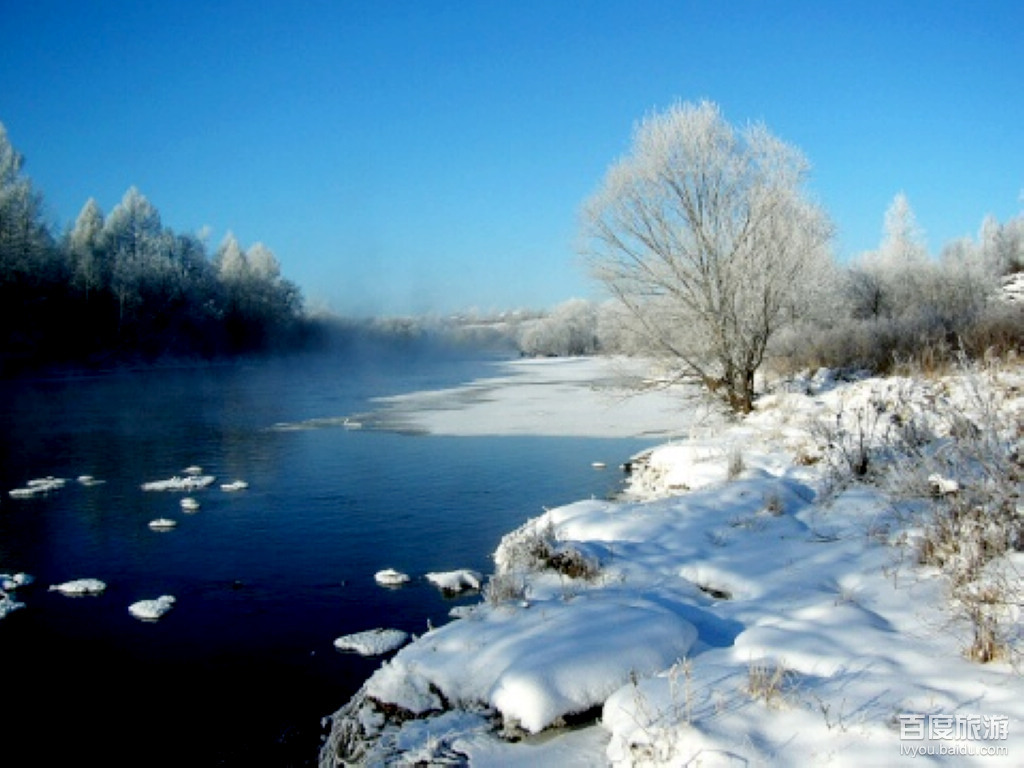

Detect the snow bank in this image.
[321,358,1024,767]
[367,595,696,734]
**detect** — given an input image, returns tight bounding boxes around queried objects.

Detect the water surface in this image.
[0,349,654,766]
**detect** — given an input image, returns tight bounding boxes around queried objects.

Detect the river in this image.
[0,346,653,766]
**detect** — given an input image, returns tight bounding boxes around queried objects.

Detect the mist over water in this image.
[0,344,653,766]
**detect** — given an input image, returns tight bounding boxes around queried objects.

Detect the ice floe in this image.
[128,595,176,621]
[8,476,66,498]
[49,578,107,596]
[333,628,410,656]
[141,475,216,492]
[374,569,411,587]
[1,572,33,590]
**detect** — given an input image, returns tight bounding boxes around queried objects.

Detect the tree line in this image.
[0,122,307,374]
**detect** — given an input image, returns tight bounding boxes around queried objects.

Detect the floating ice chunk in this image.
[148,518,177,530]
[128,595,176,621]
[9,477,66,498]
[180,497,200,511]
[333,628,410,656]
[374,568,411,587]
[183,465,203,475]
[0,572,33,590]
[77,475,104,486]
[49,578,107,596]
[221,480,249,491]
[141,475,216,491]
[0,592,25,619]
[426,569,482,594]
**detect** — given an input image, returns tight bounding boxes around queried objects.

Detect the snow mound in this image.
[426,569,482,594]
[334,628,410,656]
[128,595,176,621]
[366,595,698,734]
[49,578,107,596]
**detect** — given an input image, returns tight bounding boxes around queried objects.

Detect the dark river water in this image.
[0,346,652,766]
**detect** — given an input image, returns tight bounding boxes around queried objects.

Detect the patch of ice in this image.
[221,480,249,491]
[148,518,177,530]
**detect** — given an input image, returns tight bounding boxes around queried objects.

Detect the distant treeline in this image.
[1,123,313,374]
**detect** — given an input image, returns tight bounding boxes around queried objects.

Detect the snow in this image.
[374,568,411,587]
[426,569,483,594]
[334,629,410,656]
[9,476,66,498]
[128,595,176,621]
[321,356,1024,767]
[0,573,31,619]
[48,578,107,596]
[141,475,216,491]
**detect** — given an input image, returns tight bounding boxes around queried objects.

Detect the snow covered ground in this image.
[320,356,1024,767]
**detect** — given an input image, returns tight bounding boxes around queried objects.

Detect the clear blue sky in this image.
[1,1,1021,316]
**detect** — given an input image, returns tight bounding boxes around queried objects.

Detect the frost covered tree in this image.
[518,298,599,357]
[0,122,54,285]
[580,100,834,413]
[847,192,932,320]
[67,198,106,301]
[215,233,301,350]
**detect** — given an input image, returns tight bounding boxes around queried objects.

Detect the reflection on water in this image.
[0,351,652,766]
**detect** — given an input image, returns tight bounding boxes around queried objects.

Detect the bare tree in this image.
[580,100,833,412]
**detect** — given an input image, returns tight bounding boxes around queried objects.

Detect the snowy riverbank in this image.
[320,356,1024,767]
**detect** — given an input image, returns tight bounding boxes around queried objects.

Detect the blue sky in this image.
[1,1,1021,315]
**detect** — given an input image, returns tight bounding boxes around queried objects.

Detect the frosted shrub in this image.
[886,363,1024,662]
[745,659,793,708]
[493,516,601,583]
[482,571,528,606]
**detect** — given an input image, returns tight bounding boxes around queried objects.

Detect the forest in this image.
[2,116,1022,383]
[0,123,310,374]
